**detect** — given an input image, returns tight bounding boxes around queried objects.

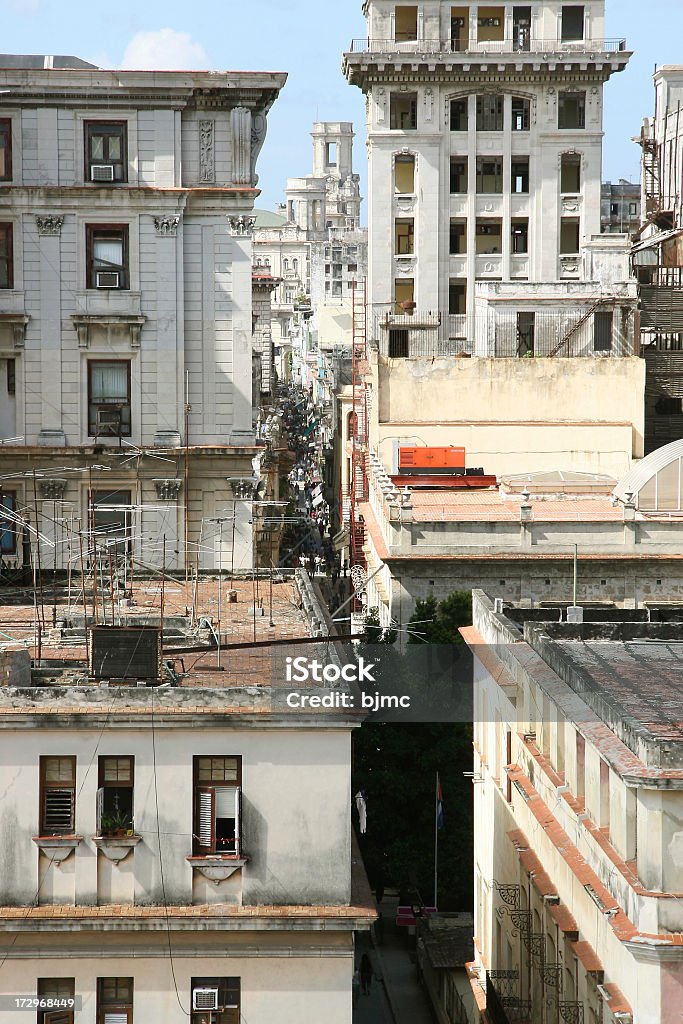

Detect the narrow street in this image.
[354,897,436,1024]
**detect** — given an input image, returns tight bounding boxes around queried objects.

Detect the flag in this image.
[355,790,367,834]
[436,775,444,831]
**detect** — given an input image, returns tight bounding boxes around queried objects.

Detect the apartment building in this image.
[464,589,683,1024]
[342,3,646,484]
[0,573,373,1023]
[600,180,640,237]
[0,55,286,573]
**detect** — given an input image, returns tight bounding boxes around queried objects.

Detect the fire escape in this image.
[349,279,368,580]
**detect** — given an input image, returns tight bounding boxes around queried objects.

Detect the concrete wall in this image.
[374,355,645,476]
[0,725,351,907]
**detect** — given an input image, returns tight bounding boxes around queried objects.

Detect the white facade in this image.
[0,58,286,571]
[345,1,631,329]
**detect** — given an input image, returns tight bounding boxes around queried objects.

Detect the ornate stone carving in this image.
[562,197,581,214]
[153,215,180,236]
[35,215,64,235]
[250,110,268,184]
[186,855,248,882]
[229,216,256,237]
[38,478,67,500]
[153,478,182,501]
[228,477,257,500]
[232,106,252,185]
[199,119,215,183]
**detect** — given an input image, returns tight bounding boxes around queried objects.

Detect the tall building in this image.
[0,56,286,573]
[342,2,646,579]
[464,587,683,1024]
[0,573,374,1023]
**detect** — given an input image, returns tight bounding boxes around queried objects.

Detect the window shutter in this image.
[103,1014,128,1024]
[236,786,242,856]
[196,788,214,850]
[44,788,75,833]
[96,786,104,834]
[44,1013,74,1024]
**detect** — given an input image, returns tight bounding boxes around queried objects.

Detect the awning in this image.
[631,227,683,253]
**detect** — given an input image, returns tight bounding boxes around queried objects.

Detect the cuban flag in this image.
[436,775,444,831]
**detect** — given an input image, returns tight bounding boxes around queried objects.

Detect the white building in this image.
[465,587,683,1024]
[0,55,286,573]
[0,573,373,1024]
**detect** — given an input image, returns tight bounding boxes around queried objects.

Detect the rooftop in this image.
[409,490,624,523]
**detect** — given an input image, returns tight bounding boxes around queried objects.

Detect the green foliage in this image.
[353,590,474,910]
[361,607,398,645]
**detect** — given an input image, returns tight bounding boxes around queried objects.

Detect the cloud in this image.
[120,29,211,71]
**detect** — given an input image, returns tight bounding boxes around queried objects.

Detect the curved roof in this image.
[613,440,683,510]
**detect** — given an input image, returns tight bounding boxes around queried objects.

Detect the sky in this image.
[1,0,681,212]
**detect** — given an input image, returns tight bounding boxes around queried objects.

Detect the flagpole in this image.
[434,771,439,909]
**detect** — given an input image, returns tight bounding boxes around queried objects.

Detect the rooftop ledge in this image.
[344,38,629,57]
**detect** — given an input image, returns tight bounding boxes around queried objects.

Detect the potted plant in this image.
[100,810,134,838]
[399,299,416,314]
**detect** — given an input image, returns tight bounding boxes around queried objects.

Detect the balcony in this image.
[346,37,628,56]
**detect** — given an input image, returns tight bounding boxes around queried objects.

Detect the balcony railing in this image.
[347,37,627,55]
[376,309,633,359]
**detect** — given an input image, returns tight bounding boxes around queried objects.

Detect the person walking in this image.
[360,952,373,996]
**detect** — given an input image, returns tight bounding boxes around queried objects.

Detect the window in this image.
[593,311,613,352]
[325,142,337,166]
[476,220,502,254]
[85,121,127,183]
[476,157,503,194]
[451,8,468,51]
[450,99,469,131]
[517,311,535,355]
[477,95,504,131]
[629,202,638,216]
[37,978,75,1024]
[0,490,17,555]
[0,223,13,288]
[191,977,240,1024]
[511,219,529,254]
[511,158,529,193]
[0,119,11,181]
[512,97,530,131]
[390,93,417,130]
[561,5,585,42]
[656,395,683,414]
[395,5,418,41]
[450,158,468,193]
[93,491,132,550]
[513,6,531,50]
[40,757,76,835]
[86,225,129,290]
[97,978,133,1024]
[193,756,242,856]
[558,92,586,130]
[97,757,134,835]
[449,281,467,315]
[88,361,132,438]
[394,278,414,314]
[560,217,580,254]
[388,329,409,357]
[560,153,581,193]
[449,220,466,255]
[477,6,504,42]
[6,356,15,395]
[395,219,414,255]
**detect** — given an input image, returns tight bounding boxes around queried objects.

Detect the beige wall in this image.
[374,356,645,477]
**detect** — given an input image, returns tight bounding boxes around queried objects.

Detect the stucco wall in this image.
[375,356,645,476]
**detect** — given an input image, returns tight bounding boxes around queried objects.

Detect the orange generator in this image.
[398,446,466,475]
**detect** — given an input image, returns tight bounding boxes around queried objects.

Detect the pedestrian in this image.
[360,952,373,996]
[352,968,361,1008]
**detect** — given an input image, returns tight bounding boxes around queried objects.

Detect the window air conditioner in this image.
[91,164,115,182]
[193,989,220,1012]
[95,406,123,437]
[96,271,120,288]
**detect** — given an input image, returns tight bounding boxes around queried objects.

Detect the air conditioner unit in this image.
[95,406,123,437]
[96,271,120,288]
[193,988,220,1011]
[91,164,115,182]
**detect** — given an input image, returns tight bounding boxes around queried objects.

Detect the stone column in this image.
[231,107,252,186]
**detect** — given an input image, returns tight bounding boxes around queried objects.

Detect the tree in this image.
[353,591,474,910]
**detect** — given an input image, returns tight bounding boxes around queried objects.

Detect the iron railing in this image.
[347,37,627,55]
[376,310,634,359]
